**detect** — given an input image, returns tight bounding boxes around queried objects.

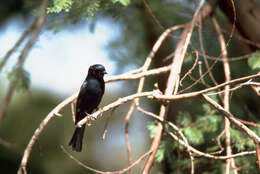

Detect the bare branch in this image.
[0,21,35,72]
[17,92,76,174]
[166,129,256,160]
[122,24,183,172]
[62,146,152,174]
[143,1,206,173]
[136,105,256,160]
[180,51,199,86]
[211,14,237,174]
[201,94,260,143]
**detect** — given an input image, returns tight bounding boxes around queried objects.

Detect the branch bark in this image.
[142,1,206,173]
[211,15,238,174]
[0,0,48,126]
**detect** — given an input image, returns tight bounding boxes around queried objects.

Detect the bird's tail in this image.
[69,125,86,152]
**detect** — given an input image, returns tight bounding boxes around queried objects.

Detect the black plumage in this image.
[69,64,106,152]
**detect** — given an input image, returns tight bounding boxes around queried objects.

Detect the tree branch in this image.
[62,146,152,174]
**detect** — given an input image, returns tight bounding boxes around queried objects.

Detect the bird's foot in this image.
[84,112,97,122]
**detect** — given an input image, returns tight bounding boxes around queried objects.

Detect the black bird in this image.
[69,64,107,152]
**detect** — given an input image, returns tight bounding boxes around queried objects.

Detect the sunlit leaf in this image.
[248,51,260,70]
[112,0,131,6]
[183,127,204,145]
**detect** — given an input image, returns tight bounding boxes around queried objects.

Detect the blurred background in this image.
[0,0,154,173]
[0,0,260,174]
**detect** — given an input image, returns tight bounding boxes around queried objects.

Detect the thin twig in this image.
[102,107,116,140]
[124,103,135,174]
[0,84,15,124]
[225,0,236,48]
[122,24,183,173]
[62,146,152,174]
[198,61,210,87]
[17,92,76,174]
[166,130,256,160]
[180,51,199,86]
[237,119,260,128]
[198,14,218,86]
[143,0,165,31]
[214,129,225,155]
[155,73,260,101]
[211,15,237,174]
[201,94,260,143]
[136,105,256,160]
[0,21,35,72]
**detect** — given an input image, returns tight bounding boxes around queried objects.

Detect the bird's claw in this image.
[85,112,96,121]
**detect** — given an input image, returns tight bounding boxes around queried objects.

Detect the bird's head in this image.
[88,64,107,79]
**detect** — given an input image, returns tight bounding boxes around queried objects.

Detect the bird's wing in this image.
[75,82,88,118]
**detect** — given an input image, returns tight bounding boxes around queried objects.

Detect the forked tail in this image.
[69,125,86,152]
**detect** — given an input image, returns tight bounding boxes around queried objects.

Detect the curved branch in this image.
[62,146,152,174]
[17,93,77,174]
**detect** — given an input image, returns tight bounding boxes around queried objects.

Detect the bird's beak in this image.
[103,71,107,74]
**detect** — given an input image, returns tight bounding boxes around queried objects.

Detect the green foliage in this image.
[112,0,131,6]
[176,111,192,127]
[196,114,221,132]
[235,155,259,174]
[147,99,259,173]
[147,121,158,138]
[7,67,30,91]
[106,0,195,72]
[47,0,130,19]
[183,127,204,144]
[176,105,222,146]
[248,51,260,70]
[47,0,73,13]
[155,141,166,162]
[229,127,255,151]
[147,102,229,172]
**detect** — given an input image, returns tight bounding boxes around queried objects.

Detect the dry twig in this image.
[62,146,152,174]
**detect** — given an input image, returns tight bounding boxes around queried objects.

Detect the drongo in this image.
[69,64,106,152]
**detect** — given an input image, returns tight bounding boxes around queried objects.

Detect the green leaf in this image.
[230,127,254,151]
[147,121,158,138]
[112,0,131,6]
[196,114,221,132]
[8,67,30,91]
[155,143,165,162]
[248,51,260,70]
[47,0,73,13]
[183,127,204,145]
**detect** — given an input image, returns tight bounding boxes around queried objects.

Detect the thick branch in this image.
[143,1,206,173]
